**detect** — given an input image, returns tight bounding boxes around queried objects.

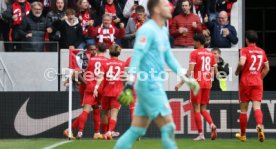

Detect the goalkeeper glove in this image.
[180,75,200,95]
[118,82,134,106]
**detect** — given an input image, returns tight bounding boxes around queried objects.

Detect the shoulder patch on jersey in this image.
[139,36,147,45]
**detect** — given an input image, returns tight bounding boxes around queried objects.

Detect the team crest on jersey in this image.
[76,51,89,70]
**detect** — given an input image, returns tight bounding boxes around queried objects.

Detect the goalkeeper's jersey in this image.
[129,19,183,90]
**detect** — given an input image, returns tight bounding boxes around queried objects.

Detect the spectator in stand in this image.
[2,0,31,51]
[216,0,237,19]
[18,1,49,51]
[42,0,53,16]
[76,0,97,49]
[89,0,125,26]
[123,0,149,18]
[52,8,84,49]
[88,13,125,48]
[46,0,67,51]
[206,0,218,21]
[124,5,147,48]
[0,0,11,51]
[205,0,237,22]
[193,0,207,23]
[170,0,202,48]
[204,10,238,48]
[211,48,229,91]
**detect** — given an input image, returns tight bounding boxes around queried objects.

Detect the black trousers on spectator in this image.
[11,26,23,52]
[0,19,12,51]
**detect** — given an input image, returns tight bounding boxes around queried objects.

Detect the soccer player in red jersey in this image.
[175,34,218,141]
[65,43,108,139]
[64,45,97,139]
[235,30,270,142]
[78,45,97,106]
[100,44,125,140]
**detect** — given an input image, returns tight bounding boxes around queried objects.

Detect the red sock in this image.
[93,108,101,133]
[194,112,203,133]
[108,119,117,132]
[240,113,247,136]
[78,111,89,132]
[254,109,263,126]
[130,108,134,120]
[72,117,79,130]
[101,123,108,134]
[201,110,214,125]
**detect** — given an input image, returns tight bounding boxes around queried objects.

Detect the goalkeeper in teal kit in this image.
[115,0,199,149]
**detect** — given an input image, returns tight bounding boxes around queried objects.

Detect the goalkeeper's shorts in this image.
[134,86,172,120]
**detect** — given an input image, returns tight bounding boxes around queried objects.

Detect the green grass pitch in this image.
[0,138,275,149]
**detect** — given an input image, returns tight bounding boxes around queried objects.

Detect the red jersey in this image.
[189,48,217,89]
[103,58,125,97]
[85,55,109,92]
[240,45,268,87]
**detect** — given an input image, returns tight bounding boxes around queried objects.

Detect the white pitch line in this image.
[43,140,73,149]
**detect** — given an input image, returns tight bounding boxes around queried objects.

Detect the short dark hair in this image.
[135,5,145,13]
[52,0,67,12]
[66,8,75,15]
[246,30,258,43]
[193,34,206,45]
[97,43,107,53]
[211,47,221,54]
[109,44,121,57]
[182,0,192,6]
[147,0,161,16]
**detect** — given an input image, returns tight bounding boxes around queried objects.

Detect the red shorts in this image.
[101,96,121,111]
[190,88,210,104]
[239,85,263,102]
[83,91,101,106]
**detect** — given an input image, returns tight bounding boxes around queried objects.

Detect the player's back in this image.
[240,45,268,87]
[85,55,109,92]
[190,48,217,89]
[133,20,171,87]
[103,58,125,97]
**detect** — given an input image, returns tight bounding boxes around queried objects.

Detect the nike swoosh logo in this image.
[14,98,82,136]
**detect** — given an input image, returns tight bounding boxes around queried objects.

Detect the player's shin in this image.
[114,126,146,149]
[254,109,263,126]
[194,112,203,134]
[201,110,214,126]
[109,109,119,132]
[72,116,80,130]
[101,110,109,134]
[78,111,89,133]
[93,108,101,133]
[239,112,248,136]
[160,122,177,149]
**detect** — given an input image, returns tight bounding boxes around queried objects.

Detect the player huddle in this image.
[64,43,135,140]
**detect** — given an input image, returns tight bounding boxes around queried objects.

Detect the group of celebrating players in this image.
[63,43,135,140]
[63,0,269,148]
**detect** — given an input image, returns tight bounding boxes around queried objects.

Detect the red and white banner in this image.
[69,49,91,71]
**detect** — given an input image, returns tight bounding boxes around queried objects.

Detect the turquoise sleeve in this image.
[129,27,152,74]
[164,48,183,74]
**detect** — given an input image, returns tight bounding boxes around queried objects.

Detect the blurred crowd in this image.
[0,0,238,52]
